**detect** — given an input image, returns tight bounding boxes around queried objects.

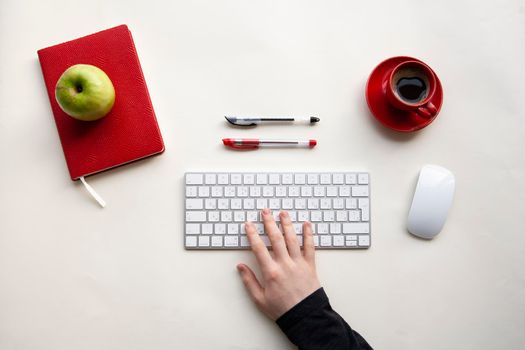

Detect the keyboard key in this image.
[186,223,200,234]
[358,235,370,247]
[330,223,342,234]
[249,186,261,197]
[256,173,268,184]
[320,174,331,184]
[313,235,320,247]
[320,198,331,209]
[358,173,369,184]
[345,173,357,184]
[186,174,203,185]
[336,210,348,221]
[333,235,344,246]
[246,211,258,222]
[240,236,250,247]
[323,211,335,221]
[282,198,294,209]
[269,198,280,209]
[288,186,300,197]
[359,198,370,221]
[320,235,332,246]
[333,173,344,184]
[294,173,306,184]
[346,198,357,209]
[313,186,325,197]
[293,223,303,234]
[231,174,242,184]
[186,236,198,247]
[307,173,319,184]
[339,186,351,197]
[311,211,322,222]
[352,185,369,197]
[224,186,236,197]
[205,173,216,185]
[230,199,242,209]
[237,186,249,197]
[198,186,210,197]
[300,186,313,197]
[262,186,274,197]
[342,223,369,234]
[348,210,360,221]
[221,211,232,222]
[256,198,268,209]
[215,223,226,234]
[346,239,357,247]
[217,174,229,184]
[333,198,344,209]
[227,223,239,234]
[205,198,216,209]
[269,174,280,184]
[243,174,255,184]
[308,198,320,209]
[186,211,206,222]
[318,223,329,234]
[243,198,255,210]
[208,211,220,222]
[217,199,229,209]
[211,236,223,247]
[298,211,309,221]
[186,198,204,210]
[295,198,307,209]
[234,211,246,222]
[186,186,197,197]
[282,173,293,184]
[198,236,210,247]
[326,186,338,197]
[202,224,213,234]
[275,186,287,197]
[211,186,223,197]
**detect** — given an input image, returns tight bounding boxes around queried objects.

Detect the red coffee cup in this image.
[385,60,438,119]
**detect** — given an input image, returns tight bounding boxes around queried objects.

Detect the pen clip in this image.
[222,138,259,150]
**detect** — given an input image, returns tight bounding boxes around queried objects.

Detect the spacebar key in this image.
[186,211,207,222]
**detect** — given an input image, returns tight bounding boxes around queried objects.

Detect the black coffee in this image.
[396,77,427,103]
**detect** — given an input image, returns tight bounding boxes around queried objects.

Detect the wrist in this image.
[276,287,328,332]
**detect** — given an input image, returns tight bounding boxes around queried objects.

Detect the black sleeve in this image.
[276,288,373,350]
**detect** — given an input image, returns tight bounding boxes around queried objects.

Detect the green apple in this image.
[55,64,115,121]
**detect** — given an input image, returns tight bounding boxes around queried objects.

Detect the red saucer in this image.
[366,56,443,132]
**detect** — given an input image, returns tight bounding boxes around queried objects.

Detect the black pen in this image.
[225,115,320,126]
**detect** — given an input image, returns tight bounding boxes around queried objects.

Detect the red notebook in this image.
[38,25,164,180]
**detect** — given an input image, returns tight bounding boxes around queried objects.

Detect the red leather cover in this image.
[38,25,165,180]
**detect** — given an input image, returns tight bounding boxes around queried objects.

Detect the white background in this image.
[1,0,524,349]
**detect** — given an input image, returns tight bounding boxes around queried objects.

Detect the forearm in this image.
[276,288,372,350]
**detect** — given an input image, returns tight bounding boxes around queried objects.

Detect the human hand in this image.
[237,208,321,320]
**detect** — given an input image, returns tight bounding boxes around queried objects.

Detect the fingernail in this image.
[280,211,288,218]
[236,264,244,272]
[262,208,270,215]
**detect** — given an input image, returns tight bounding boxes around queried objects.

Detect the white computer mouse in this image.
[407,165,455,239]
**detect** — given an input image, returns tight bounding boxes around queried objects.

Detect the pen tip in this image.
[310,117,320,123]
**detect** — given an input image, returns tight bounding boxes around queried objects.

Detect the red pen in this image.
[222,138,317,149]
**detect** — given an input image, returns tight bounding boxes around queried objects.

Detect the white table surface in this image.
[1,1,524,349]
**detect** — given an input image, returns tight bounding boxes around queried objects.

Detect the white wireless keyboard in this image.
[184,172,371,249]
